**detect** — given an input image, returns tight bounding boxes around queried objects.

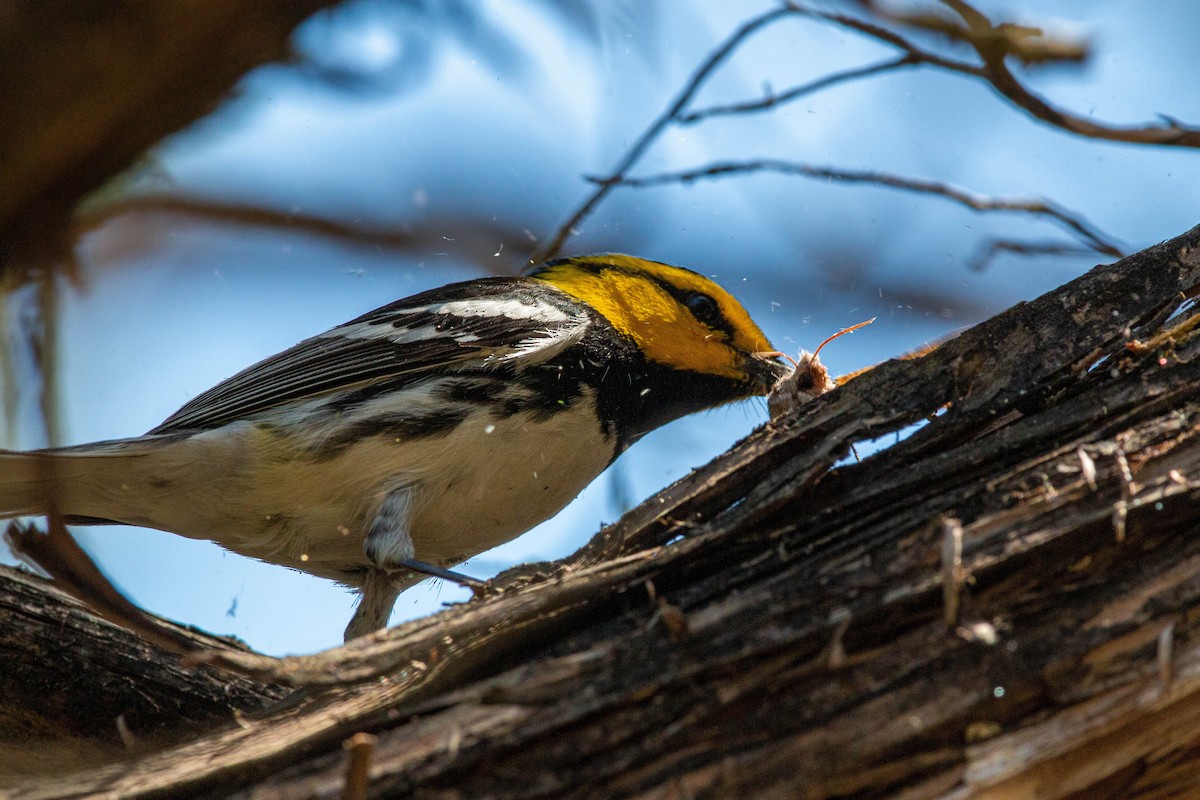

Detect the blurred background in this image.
[2,0,1197,654]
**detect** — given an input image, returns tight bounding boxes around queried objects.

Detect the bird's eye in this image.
[684,292,720,325]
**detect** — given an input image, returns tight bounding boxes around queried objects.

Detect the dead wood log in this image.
[3,225,1200,798]
[0,566,287,782]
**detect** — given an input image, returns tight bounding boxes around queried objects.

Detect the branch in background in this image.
[32,274,62,448]
[938,0,1200,146]
[811,0,1200,147]
[532,5,799,263]
[596,160,1124,259]
[796,4,985,76]
[73,194,540,278]
[0,1,339,271]
[541,1,1196,263]
[0,271,66,449]
[853,0,1090,65]
[74,195,420,254]
[677,54,923,124]
[968,238,1100,272]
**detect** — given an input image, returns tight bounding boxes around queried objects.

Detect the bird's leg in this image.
[345,567,402,641]
[362,485,418,569]
[391,558,487,593]
[363,486,484,588]
[344,486,418,641]
[349,486,487,639]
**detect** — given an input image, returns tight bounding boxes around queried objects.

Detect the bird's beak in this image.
[747,350,791,393]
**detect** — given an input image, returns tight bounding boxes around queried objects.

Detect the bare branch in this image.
[598,159,1124,258]
[532,6,801,263]
[939,0,1200,146]
[539,2,1153,268]
[74,194,539,277]
[678,54,920,125]
[791,4,984,77]
[968,238,1099,272]
[854,0,1090,65]
[813,0,1200,148]
[73,195,421,253]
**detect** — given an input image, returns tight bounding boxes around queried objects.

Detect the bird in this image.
[1,254,786,640]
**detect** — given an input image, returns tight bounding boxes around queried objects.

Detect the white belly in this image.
[222,392,614,583]
[65,389,616,587]
[342,397,615,565]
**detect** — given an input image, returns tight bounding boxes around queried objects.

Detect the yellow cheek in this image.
[545,270,745,379]
[600,255,773,354]
[626,300,742,378]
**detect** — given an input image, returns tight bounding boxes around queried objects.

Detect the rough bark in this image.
[0,566,287,781]
[2,226,1200,797]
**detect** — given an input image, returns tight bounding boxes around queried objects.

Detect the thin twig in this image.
[826,612,852,669]
[73,194,536,276]
[1158,620,1177,693]
[598,159,1123,257]
[532,6,799,263]
[679,55,920,125]
[968,239,1101,272]
[940,516,964,626]
[934,0,1200,147]
[341,733,377,800]
[35,271,62,448]
[854,0,1090,65]
[794,1,1200,146]
[74,195,421,252]
[538,1,1161,265]
[789,3,983,76]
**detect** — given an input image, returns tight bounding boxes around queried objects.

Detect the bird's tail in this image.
[0,441,157,521]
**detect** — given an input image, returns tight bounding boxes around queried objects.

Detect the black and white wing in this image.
[150,278,590,433]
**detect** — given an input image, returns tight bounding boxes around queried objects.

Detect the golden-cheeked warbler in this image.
[0,255,786,639]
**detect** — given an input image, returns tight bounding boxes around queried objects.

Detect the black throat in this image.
[534,311,756,455]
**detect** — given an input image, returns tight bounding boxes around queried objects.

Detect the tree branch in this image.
[598,159,1124,258]
[677,54,922,124]
[540,2,1179,265]
[532,6,800,263]
[813,0,1200,147]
